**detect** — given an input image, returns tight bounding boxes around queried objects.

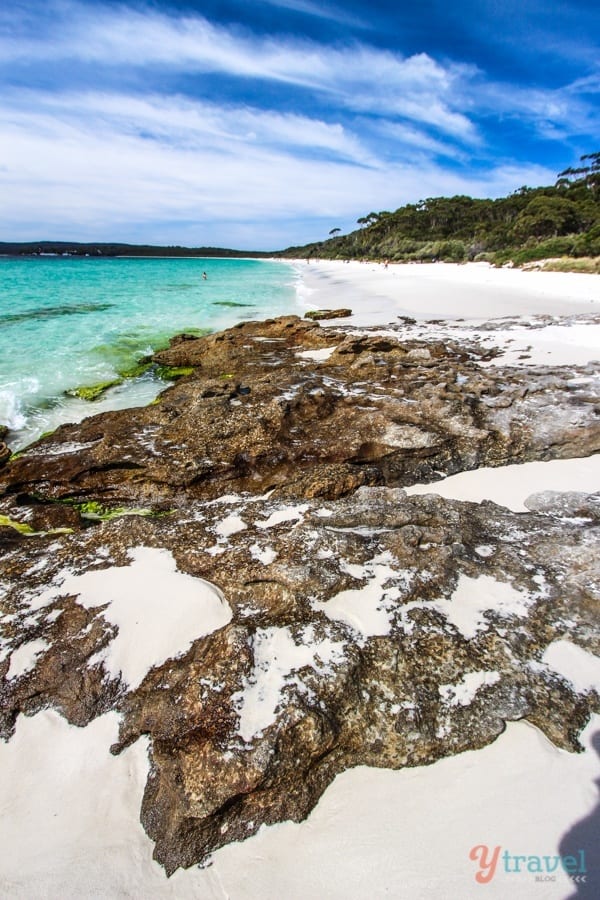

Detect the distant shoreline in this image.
[0,241,273,259]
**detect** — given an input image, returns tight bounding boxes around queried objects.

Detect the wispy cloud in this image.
[0,2,478,140]
[0,85,556,246]
[256,0,368,28]
[0,0,596,246]
[471,77,600,141]
[3,0,596,145]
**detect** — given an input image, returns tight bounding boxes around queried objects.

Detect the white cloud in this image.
[17,90,376,164]
[0,87,556,246]
[0,2,478,140]
[3,1,595,145]
[474,79,600,138]
[0,1,594,246]
[370,121,469,161]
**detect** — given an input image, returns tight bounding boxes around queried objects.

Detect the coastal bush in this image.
[541,257,600,274]
[573,223,600,257]
[282,151,599,267]
[511,236,577,264]
[512,196,581,240]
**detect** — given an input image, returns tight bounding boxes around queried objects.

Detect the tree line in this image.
[280,152,600,265]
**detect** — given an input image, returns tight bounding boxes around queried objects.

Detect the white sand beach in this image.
[1,261,599,899]
[295,259,599,324]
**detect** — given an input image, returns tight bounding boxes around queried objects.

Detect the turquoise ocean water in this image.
[0,257,300,450]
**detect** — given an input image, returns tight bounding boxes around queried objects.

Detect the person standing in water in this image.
[202,271,207,280]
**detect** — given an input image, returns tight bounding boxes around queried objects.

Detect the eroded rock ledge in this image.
[0,316,598,874]
[2,315,599,515]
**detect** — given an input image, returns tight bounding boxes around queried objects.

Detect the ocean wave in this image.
[0,378,39,430]
[291,266,315,309]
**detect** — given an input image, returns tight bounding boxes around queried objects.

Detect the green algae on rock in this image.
[153,365,195,380]
[0,514,73,536]
[66,380,122,402]
[304,308,352,320]
[61,499,173,522]
[0,514,35,534]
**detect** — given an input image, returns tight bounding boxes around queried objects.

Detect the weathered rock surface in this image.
[304,308,352,320]
[0,315,598,874]
[1,316,598,516]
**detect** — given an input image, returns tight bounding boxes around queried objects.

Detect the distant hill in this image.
[0,241,270,258]
[279,152,600,266]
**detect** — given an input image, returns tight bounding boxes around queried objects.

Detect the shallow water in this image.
[0,256,299,448]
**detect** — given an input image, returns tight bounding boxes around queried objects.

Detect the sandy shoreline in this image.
[294,259,599,324]
[1,260,599,898]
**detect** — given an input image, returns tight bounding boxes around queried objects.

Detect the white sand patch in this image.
[204,543,226,556]
[439,671,501,706]
[233,625,346,742]
[295,346,337,361]
[44,608,63,623]
[405,454,600,511]
[313,557,397,638]
[257,504,308,529]
[249,543,278,565]
[0,710,226,899]
[432,574,532,639]
[480,321,600,367]
[542,640,600,694]
[215,513,247,537]
[6,638,49,680]
[1,708,598,897]
[294,261,600,366]
[23,556,51,576]
[475,545,495,557]
[207,493,243,505]
[212,715,600,900]
[31,547,231,690]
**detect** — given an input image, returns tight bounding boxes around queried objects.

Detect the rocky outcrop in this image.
[0,315,598,874]
[304,308,352,320]
[0,487,598,873]
[1,316,598,515]
[0,425,10,468]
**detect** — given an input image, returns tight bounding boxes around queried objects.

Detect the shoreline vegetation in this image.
[280,153,600,269]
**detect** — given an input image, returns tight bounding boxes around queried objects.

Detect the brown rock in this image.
[1,317,598,508]
[304,308,352,320]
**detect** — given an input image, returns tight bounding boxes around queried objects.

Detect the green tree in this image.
[513,196,581,240]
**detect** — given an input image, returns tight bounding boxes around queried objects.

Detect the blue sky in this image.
[1,0,598,249]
